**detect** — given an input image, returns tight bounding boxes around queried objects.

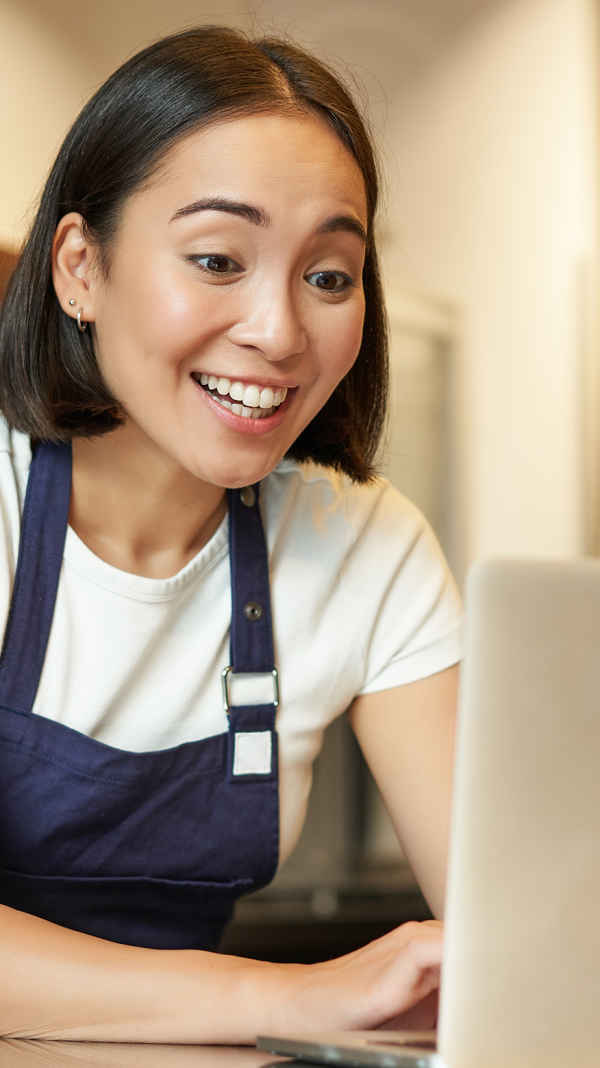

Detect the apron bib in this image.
[0,441,279,950]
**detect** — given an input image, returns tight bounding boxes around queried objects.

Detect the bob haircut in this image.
[0,25,388,482]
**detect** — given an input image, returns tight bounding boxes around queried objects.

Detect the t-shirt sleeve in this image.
[356,481,462,695]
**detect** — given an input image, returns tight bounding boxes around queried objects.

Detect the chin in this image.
[219,444,293,488]
[219,468,276,491]
[193,458,279,491]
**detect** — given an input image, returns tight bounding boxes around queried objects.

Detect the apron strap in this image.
[226,484,275,676]
[0,441,72,712]
[225,485,278,780]
[0,445,278,721]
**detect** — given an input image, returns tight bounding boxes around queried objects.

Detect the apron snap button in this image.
[240,486,256,508]
[244,601,263,621]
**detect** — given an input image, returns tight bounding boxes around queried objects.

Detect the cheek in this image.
[123,264,199,347]
[320,301,366,383]
[94,263,223,371]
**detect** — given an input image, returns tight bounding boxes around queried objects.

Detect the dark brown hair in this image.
[0,25,387,481]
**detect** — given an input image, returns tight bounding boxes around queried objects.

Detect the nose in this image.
[226,283,308,363]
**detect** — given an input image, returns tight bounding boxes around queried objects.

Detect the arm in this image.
[1,668,455,1042]
[348,664,459,919]
[0,669,453,1044]
[0,901,443,1041]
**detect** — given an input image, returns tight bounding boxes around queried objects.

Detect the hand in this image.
[272,919,443,1033]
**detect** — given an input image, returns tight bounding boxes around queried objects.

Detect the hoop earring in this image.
[76,308,87,333]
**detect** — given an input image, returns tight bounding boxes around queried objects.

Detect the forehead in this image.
[132,111,368,228]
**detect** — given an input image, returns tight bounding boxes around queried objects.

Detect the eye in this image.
[305,270,354,294]
[187,254,243,276]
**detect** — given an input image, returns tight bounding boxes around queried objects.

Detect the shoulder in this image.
[262,457,427,534]
[0,414,32,495]
[261,457,435,565]
[262,458,461,697]
[0,414,33,643]
[0,412,31,516]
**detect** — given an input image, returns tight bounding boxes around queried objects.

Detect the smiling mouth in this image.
[191,373,289,420]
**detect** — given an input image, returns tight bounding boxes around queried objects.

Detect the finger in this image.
[380,987,440,1031]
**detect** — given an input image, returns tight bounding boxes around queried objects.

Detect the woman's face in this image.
[86,112,368,489]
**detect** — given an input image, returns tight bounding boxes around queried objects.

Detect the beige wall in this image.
[1,3,87,247]
[383,0,599,576]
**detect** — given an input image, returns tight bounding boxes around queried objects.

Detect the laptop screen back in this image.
[439,557,600,1068]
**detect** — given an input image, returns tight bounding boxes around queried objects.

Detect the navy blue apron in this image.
[0,441,279,950]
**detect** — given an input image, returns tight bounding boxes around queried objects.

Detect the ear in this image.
[51,212,100,326]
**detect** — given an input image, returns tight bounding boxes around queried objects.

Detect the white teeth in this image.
[242,384,260,408]
[194,373,289,411]
[213,395,273,418]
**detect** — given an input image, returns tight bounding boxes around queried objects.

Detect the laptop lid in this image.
[439,557,600,1068]
[260,557,600,1067]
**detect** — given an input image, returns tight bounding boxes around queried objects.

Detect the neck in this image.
[69,426,227,579]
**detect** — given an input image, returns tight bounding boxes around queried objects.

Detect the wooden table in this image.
[0,1040,290,1066]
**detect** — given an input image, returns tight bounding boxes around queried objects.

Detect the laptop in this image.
[258,556,600,1067]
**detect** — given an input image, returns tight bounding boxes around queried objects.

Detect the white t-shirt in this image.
[0,419,462,865]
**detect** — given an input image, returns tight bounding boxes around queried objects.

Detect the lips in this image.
[191,371,293,436]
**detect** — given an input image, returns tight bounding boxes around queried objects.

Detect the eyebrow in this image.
[169,196,367,244]
[170,197,268,227]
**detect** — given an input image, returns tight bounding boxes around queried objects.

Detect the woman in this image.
[0,26,461,1042]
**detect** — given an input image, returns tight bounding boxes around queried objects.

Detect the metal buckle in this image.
[221,665,280,714]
